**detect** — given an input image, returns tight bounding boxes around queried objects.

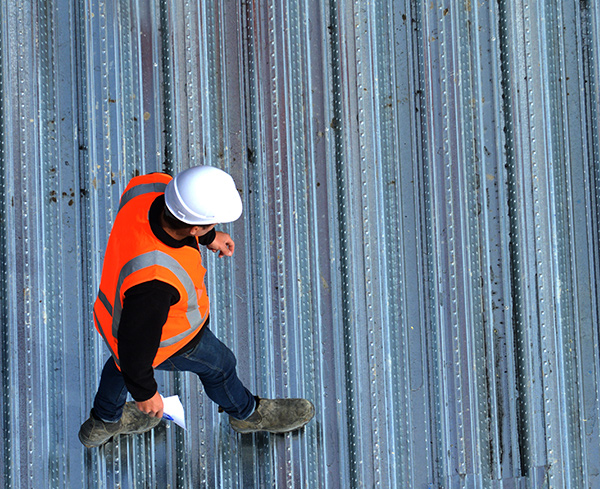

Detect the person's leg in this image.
[157,327,315,434]
[156,327,255,420]
[92,356,128,422]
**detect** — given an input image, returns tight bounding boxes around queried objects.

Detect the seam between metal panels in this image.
[353,1,383,487]
[523,0,563,483]
[261,3,289,437]
[268,0,288,396]
[478,0,521,480]
[314,0,354,486]
[300,0,330,484]
[430,0,466,480]
[576,2,600,485]
[543,1,583,486]
[412,0,442,484]
[74,11,96,489]
[38,0,69,485]
[471,0,504,480]
[0,2,11,486]
[519,4,547,475]
[183,0,201,168]
[14,2,40,486]
[327,0,358,487]
[400,0,437,485]
[75,0,97,462]
[421,1,444,479]
[200,0,218,164]
[374,0,414,486]
[380,2,405,484]
[115,0,141,180]
[568,2,600,486]
[99,0,119,218]
[497,0,530,477]
[159,0,174,172]
[455,0,491,482]
[481,1,502,480]
[453,1,474,478]
[268,3,299,487]
[147,1,167,174]
[241,0,271,409]
[162,0,186,172]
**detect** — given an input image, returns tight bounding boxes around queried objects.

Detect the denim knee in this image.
[211,346,237,381]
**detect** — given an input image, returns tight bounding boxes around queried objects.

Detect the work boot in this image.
[78,403,162,448]
[120,402,162,435]
[229,398,315,434]
[78,411,123,448]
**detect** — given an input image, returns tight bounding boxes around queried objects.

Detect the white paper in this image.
[161,395,186,429]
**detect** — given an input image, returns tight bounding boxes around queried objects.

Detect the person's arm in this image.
[117,280,179,416]
[197,227,216,246]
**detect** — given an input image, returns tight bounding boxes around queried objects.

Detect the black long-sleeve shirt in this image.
[117,195,215,401]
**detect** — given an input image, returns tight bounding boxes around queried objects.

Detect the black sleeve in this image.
[117,280,180,401]
[197,227,216,246]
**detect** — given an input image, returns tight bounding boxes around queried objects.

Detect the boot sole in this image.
[78,431,116,448]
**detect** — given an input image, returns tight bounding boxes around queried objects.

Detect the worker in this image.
[79,166,314,447]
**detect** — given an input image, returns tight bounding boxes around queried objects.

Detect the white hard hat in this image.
[164,166,243,225]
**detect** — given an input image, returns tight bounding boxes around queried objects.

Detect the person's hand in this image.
[207,231,235,257]
[136,391,164,418]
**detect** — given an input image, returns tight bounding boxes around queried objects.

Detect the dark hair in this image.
[163,205,214,231]
[163,205,195,230]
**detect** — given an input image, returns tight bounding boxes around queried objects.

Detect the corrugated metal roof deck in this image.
[1,0,600,487]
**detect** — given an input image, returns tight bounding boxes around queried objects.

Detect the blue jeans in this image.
[92,327,255,422]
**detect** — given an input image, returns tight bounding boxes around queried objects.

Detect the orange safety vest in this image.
[93,173,210,368]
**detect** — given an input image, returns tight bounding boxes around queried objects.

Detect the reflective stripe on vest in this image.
[94,310,120,367]
[100,250,205,349]
[118,182,168,212]
[97,288,113,317]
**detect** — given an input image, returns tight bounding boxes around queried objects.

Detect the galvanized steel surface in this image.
[1,0,599,488]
